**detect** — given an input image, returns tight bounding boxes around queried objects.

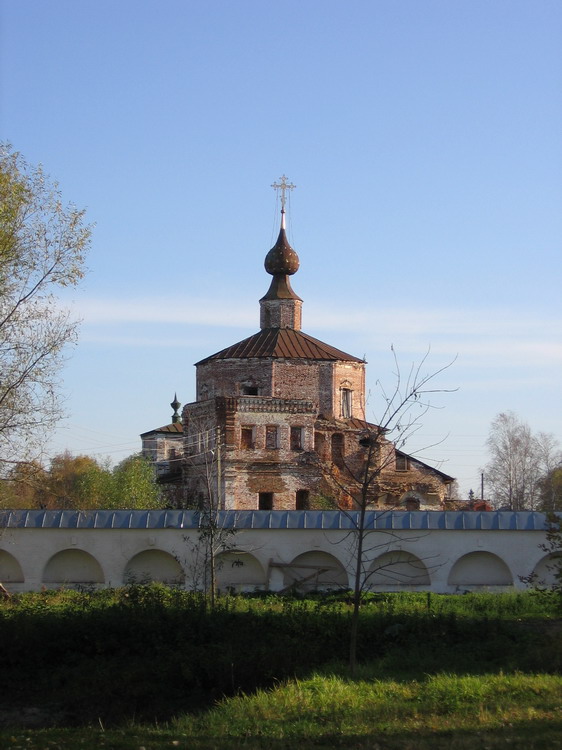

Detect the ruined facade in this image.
[180,205,453,511]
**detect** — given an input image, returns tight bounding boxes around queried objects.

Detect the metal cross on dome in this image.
[271,175,296,211]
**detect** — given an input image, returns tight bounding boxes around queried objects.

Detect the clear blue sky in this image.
[1,0,561,497]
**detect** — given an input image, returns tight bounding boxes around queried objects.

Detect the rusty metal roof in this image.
[196,328,365,364]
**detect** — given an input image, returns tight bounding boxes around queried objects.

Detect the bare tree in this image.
[320,348,456,676]
[183,420,237,606]
[0,145,91,474]
[484,412,561,510]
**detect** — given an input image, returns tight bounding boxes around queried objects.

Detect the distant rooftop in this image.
[140,422,183,438]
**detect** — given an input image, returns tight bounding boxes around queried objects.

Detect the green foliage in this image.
[308,492,339,510]
[0,588,560,729]
[0,451,163,509]
[111,453,162,508]
[539,467,562,511]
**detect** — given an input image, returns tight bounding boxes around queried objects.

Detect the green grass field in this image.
[0,588,560,749]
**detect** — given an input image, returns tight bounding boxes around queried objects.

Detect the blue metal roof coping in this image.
[0,509,559,531]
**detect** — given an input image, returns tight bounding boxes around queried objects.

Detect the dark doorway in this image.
[259,492,273,510]
[296,490,310,510]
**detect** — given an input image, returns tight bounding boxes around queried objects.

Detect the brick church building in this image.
[170,186,453,511]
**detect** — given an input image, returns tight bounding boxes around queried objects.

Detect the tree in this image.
[0,460,48,509]
[47,451,106,508]
[541,513,562,593]
[538,467,562,512]
[0,452,163,509]
[483,412,561,510]
[319,348,456,676]
[183,419,237,607]
[0,145,91,473]
[112,453,162,509]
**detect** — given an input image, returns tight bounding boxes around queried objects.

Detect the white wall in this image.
[0,511,558,594]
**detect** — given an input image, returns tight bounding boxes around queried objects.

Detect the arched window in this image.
[404,496,420,511]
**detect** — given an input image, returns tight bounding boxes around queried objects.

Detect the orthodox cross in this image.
[271,175,296,211]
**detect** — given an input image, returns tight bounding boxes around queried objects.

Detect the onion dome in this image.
[260,178,303,329]
[261,209,302,303]
[264,211,300,276]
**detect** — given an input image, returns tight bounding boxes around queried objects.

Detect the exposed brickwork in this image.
[260,298,302,330]
[180,218,453,511]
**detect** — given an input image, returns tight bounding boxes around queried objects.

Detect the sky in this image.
[1,0,561,498]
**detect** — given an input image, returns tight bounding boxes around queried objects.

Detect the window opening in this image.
[242,386,258,395]
[265,426,278,449]
[241,427,254,450]
[395,454,409,471]
[290,426,304,451]
[296,490,310,510]
[341,388,353,418]
[259,492,273,510]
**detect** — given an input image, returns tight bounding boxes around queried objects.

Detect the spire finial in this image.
[271,175,296,228]
[171,393,181,423]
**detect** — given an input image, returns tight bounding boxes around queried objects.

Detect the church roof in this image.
[196,327,365,364]
[140,422,183,438]
[395,449,455,483]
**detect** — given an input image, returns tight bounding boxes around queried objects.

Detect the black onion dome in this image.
[264,227,300,276]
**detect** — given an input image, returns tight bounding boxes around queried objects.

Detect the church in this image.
[4,182,557,596]
[146,178,454,511]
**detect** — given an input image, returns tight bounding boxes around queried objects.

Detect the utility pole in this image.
[216,426,222,510]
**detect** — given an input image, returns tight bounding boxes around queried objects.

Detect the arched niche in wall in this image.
[43,549,104,587]
[123,549,185,586]
[367,550,431,589]
[531,554,562,588]
[398,492,423,511]
[0,549,24,583]
[447,551,513,589]
[215,551,266,593]
[283,551,348,592]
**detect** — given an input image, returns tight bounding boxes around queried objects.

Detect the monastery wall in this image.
[0,511,558,595]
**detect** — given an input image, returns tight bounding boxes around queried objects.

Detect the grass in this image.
[1,670,561,748]
[0,588,561,748]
